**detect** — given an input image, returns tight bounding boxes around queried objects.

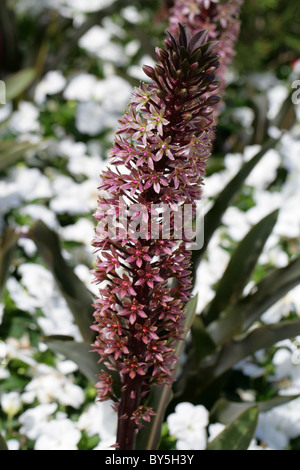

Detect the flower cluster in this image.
[169,0,243,115]
[91,26,220,449]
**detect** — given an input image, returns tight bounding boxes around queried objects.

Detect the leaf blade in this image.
[207,406,258,450]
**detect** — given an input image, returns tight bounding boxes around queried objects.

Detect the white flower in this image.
[245,148,281,191]
[75,102,107,135]
[50,175,98,214]
[267,84,288,120]
[208,422,225,443]
[19,204,59,230]
[255,399,300,450]
[77,400,117,441]
[23,363,85,408]
[9,102,40,134]
[34,418,81,450]
[34,70,66,104]
[0,103,12,122]
[93,437,115,450]
[60,218,94,246]
[64,73,98,101]
[167,402,209,450]
[19,403,58,440]
[64,0,115,13]
[1,392,22,416]
[94,76,132,114]
[121,6,142,23]
[10,167,53,202]
[74,264,99,296]
[0,181,21,215]
[79,26,111,55]
[7,439,20,450]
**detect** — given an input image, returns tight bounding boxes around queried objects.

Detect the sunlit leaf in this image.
[0,433,8,451]
[204,209,279,325]
[0,228,19,299]
[207,406,258,450]
[5,68,36,102]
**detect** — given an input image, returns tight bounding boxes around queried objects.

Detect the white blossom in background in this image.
[63,0,116,13]
[7,440,20,450]
[9,167,53,202]
[9,102,40,134]
[256,398,300,449]
[77,400,117,443]
[34,418,81,450]
[245,148,281,190]
[22,363,84,408]
[267,84,289,120]
[50,175,98,214]
[34,71,67,104]
[167,402,209,450]
[75,102,107,135]
[208,422,225,443]
[0,103,12,122]
[19,403,58,440]
[1,392,22,417]
[6,264,82,339]
[121,6,143,23]
[60,218,95,247]
[64,74,99,102]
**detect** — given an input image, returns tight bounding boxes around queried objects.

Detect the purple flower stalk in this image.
[91,26,220,450]
[169,0,243,115]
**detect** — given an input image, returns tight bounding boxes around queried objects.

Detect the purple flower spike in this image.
[91,25,220,450]
[169,0,243,116]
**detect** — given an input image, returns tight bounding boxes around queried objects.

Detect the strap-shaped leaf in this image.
[207,406,258,450]
[29,221,95,343]
[204,209,279,325]
[5,68,36,102]
[211,395,300,426]
[0,433,8,451]
[241,256,300,331]
[207,256,300,346]
[0,228,19,299]
[211,318,300,385]
[191,138,279,280]
[0,141,38,171]
[136,295,198,450]
[43,338,99,385]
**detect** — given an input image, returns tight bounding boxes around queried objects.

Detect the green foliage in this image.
[207,406,258,450]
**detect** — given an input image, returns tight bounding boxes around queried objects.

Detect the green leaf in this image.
[29,220,95,343]
[191,138,279,279]
[0,433,8,451]
[241,256,300,331]
[211,395,300,425]
[0,228,19,299]
[206,257,300,347]
[136,295,198,451]
[207,406,258,450]
[5,68,36,102]
[44,338,99,385]
[191,316,216,365]
[0,141,38,171]
[211,318,300,384]
[204,209,279,326]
